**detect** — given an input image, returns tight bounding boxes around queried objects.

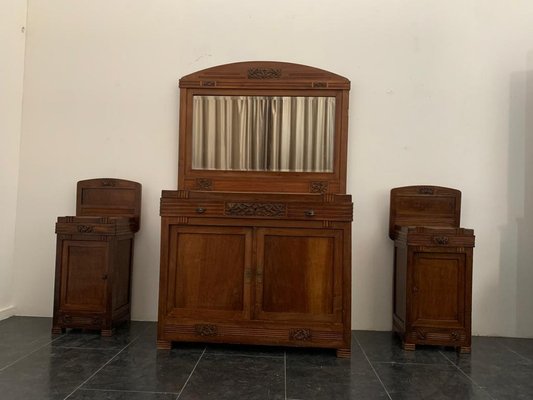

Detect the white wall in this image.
[0,0,27,320]
[13,0,533,337]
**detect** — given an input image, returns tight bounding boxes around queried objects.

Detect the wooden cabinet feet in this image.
[51,327,65,335]
[156,340,172,350]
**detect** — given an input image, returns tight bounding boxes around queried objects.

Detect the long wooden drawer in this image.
[56,216,135,236]
[160,190,353,221]
[395,226,475,247]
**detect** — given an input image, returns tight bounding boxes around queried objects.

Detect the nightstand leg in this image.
[336,348,351,358]
[402,342,416,351]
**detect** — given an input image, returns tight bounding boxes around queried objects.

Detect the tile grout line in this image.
[78,387,180,395]
[0,333,67,373]
[352,333,393,400]
[206,351,284,359]
[175,346,207,400]
[62,336,140,400]
[438,351,498,400]
[499,343,533,363]
[284,351,287,400]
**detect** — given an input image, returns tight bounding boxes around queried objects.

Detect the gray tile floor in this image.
[0,317,532,399]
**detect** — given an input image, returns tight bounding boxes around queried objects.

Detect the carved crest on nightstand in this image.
[101,180,116,187]
[77,225,94,233]
[418,187,435,195]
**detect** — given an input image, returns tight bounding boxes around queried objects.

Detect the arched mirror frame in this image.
[177,61,350,194]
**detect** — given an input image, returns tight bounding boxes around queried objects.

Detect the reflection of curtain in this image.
[192,96,335,172]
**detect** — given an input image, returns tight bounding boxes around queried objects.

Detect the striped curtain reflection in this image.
[192,96,335,172]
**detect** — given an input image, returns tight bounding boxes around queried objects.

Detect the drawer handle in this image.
[196,207,206,214]
[305,210,315,217]
[101,274,108,280]
[433,236,449,245]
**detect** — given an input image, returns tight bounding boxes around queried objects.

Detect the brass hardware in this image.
[244,269,253,284]
[256,268,263,284]
[196,207,206,214]
[305,210,315,217]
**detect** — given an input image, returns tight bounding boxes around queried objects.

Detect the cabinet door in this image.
[165,225,252,320]
[255,228,343,322]
[410,251,466,329]
[59,240,108,312]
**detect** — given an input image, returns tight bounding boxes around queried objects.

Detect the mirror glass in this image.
[191,95,336,172]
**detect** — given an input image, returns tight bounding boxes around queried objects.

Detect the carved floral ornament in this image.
[225,202,286,217]
[418,187,435,195]
[247,68,282,79]
[101,180,116,187]
[310,181,329,194]
[194,324,218,336]
[290,328,312,341]
[77,225,94,233]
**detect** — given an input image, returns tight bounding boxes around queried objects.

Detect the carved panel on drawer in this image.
[225,202,287,217]
[289,328,312,341]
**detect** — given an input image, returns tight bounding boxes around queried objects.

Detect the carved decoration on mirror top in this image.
[247,68,282,79]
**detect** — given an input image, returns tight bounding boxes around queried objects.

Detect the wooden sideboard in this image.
[157,191,352,356]
[158,61,353,356]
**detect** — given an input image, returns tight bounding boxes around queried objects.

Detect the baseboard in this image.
[0,305,16,321]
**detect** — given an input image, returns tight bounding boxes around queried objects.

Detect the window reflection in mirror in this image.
[191,95,335,172]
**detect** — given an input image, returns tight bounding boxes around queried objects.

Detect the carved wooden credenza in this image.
[389,186,475,352]
[52,178,141,336]
[157,62,353,357]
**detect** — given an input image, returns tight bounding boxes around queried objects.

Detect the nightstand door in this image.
[255,227,343,323]
[410,251,467,329]
[59,240,108,312]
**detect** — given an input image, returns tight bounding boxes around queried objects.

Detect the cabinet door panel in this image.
[256,228,342,322]
[411,252,466,328]
[59,241,107,311]
[167,225,252,319]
